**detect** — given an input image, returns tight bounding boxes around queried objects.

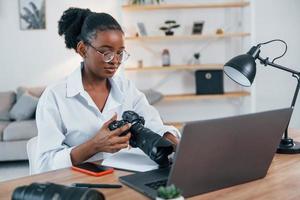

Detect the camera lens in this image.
[12,183,105,200]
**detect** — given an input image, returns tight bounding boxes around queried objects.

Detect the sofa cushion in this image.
[9,92,39,121]
[3,120,37,141]
[0,91,16,121]
[17,86,45,100]
[0,121,10,141]
[0,140,28,161]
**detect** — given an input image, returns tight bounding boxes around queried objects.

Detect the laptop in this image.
[119,108,292,199]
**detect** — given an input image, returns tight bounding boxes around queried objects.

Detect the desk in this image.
[1,129,300,200]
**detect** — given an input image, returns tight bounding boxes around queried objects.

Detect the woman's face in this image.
[84,30,125,79]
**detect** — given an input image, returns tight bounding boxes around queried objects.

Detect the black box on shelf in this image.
[195,69,224,94]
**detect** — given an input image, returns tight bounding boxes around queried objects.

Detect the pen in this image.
[72,183,122,188]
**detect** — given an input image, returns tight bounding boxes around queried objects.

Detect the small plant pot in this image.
[156,195,184,200]
[165,30,174,36]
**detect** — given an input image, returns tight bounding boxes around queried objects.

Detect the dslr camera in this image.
[108,111,174,167]
[12,182,105,200]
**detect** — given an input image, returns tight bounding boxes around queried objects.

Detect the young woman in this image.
[35,8,180,173]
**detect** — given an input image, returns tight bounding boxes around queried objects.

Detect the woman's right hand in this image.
[92,114,132,153]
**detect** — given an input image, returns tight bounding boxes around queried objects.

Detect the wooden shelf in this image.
[125,32,250,41]
[122,2,250,11]
[125,64,223,72]
[162,91,250,101]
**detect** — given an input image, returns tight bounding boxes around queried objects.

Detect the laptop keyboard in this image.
[145,179,167,190]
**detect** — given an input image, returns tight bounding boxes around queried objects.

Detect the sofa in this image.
[0,87,44,161]
[0,84,163,162]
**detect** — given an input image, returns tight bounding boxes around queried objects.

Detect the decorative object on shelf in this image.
[136,22,147,36]
[224,39,300,154]
[192,21,204,34]
[150,0,164,4]
[216,28,224,35]
[188,53,201,65]
[195,70,224,95]
[156,184,184,200]
[162,49,171,67]
[137,60,144,68]
[128,0,163,5]
[19,0,46,30]
[159,20,180,36]
[128,0,145,5]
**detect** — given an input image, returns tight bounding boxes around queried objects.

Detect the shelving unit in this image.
[122,2,250,11]
[125,64,223,71]
[125,32,250,41]
[121,1,252,124]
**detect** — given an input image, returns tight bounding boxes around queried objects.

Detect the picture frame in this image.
[19,0,46,30]
[136,22,147,36]
[192,21,204,35]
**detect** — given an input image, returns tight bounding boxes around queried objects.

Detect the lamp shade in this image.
[224,54,257,87]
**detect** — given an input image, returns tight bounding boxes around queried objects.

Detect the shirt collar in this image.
[108,76,124,103]
[66,63,85,98]
[66,62,125,104]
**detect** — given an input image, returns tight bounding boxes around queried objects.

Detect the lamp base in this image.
[277,138,300,154]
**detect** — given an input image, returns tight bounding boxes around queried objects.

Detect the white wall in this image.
[0,0,120,90]
[253,0,300,128]
[0,0,299,128]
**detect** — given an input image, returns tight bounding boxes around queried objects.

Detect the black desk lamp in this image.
[223,39,300,154]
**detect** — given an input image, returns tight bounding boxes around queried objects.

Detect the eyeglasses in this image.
[85,42,130,63]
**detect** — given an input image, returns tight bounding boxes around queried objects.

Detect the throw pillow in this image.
[9,92,39,121]
[17,86,45,100]
[0,91,16,121]
[141,89,163,105]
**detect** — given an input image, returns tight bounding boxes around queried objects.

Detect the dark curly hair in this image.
[58,7,123,50]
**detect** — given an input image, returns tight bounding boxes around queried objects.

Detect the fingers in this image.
[111,123,131,136]
[110,143,130,152]
[110,133,131,144]
[102,113,118,128]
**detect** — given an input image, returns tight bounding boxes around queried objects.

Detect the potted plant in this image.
[156,184,184,200]
[159,20,180,36]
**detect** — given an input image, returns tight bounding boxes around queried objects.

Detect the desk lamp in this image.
[223,39,300,154]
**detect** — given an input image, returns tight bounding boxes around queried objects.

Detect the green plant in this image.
[129,0,163,5]
[159,20,180,36]
[157,184,182,199]
[129,0,145,4]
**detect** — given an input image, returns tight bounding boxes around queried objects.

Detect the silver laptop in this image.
[119,108,292,199]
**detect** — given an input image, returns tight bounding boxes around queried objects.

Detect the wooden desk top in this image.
[1,129,300,200]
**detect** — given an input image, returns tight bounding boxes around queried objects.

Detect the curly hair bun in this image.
[58,8,91,50]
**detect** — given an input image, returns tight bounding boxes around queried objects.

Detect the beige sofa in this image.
[0,87,44,161]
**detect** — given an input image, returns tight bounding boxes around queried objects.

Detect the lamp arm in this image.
[258,56,300,139]
[257,55,300,107]
[258,56,300,75]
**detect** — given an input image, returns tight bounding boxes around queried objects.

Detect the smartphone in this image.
[71,162,114,177]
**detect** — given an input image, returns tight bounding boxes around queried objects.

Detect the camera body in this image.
[108,111,174,167]
[12,182,104,200]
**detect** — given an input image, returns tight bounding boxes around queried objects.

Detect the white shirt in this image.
[35,64,180,173]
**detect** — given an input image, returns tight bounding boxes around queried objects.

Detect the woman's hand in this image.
[92,114,131,153]
[71,114,131,165]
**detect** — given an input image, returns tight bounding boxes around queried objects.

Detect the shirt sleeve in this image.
[35,88,74,173]
[127,80,181,139]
